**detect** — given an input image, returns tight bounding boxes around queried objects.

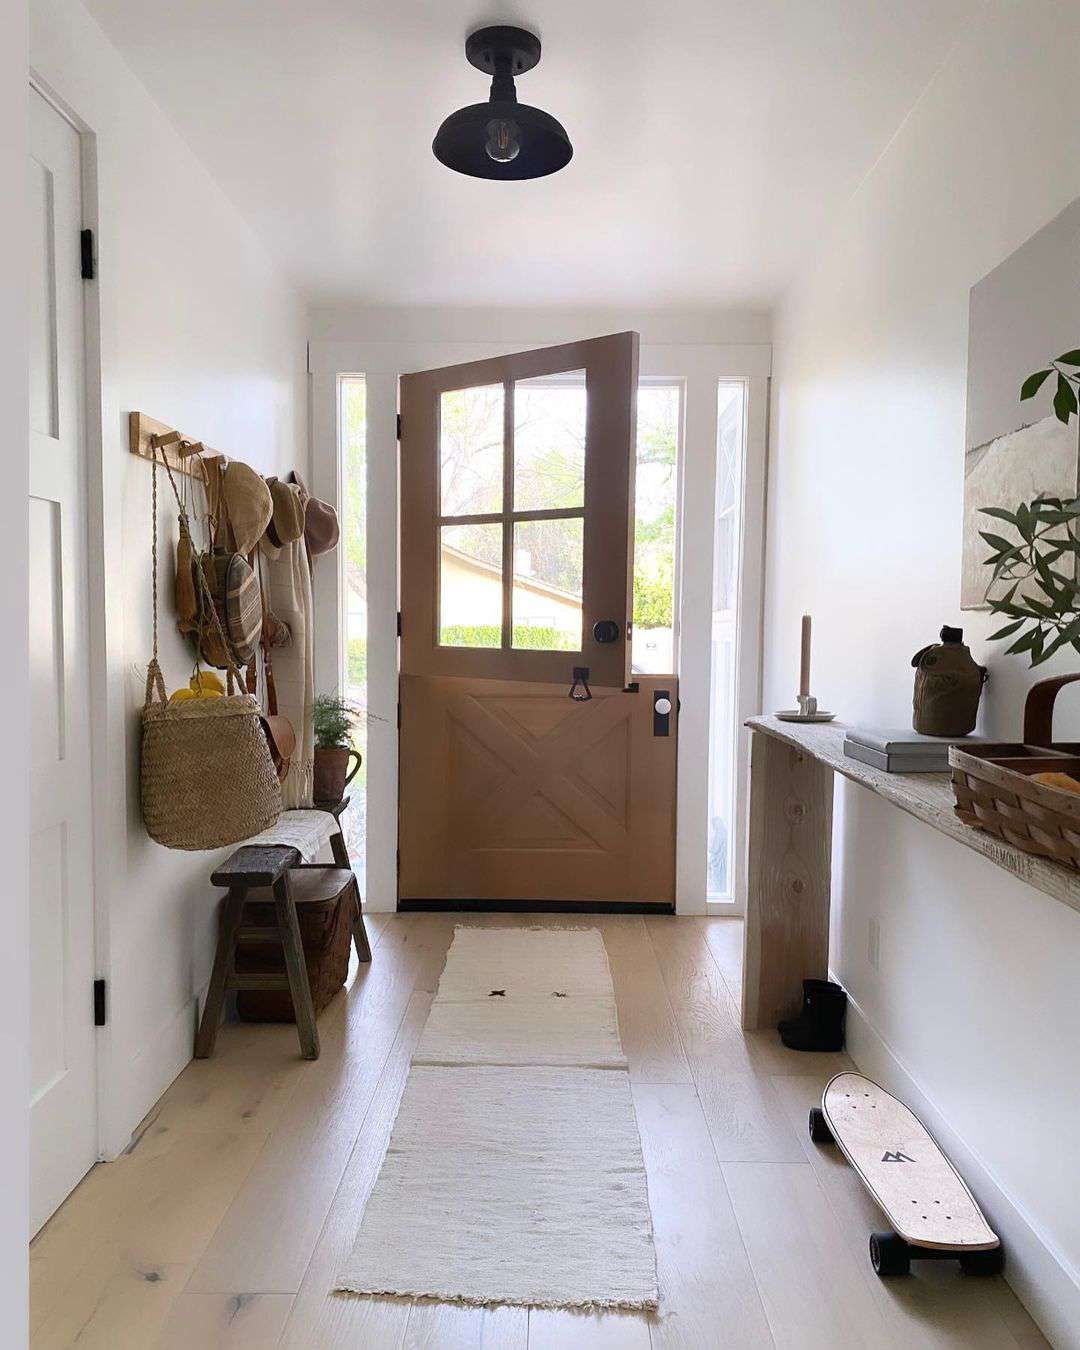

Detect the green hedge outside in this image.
[440,624,576,650]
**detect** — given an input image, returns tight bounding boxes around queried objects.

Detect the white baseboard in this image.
[98,994,200,1160]
[842,989,1080,1349]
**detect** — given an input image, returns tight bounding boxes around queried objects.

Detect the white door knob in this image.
[654,697,672,716]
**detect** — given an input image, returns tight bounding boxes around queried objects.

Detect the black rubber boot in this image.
[777,979,847,1051]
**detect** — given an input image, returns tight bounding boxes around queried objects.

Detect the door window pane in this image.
[440,384,504,517]
[440,523,503,647]
[513,371,586,511]
[511,517,583,650]
[632,384,681,674]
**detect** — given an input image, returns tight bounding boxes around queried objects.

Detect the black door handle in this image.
[592,619,620,644]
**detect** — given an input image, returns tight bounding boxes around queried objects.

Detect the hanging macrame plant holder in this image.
[140,447,282,850]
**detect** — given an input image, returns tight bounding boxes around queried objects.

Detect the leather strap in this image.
[253,546,295,779]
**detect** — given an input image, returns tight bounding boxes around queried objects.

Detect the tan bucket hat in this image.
[304,497,340,556]
[290,472,340,557]
[265,477,306,547]
[221,460,273,555]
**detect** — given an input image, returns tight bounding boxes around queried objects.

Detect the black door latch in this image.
[569,666,592,701]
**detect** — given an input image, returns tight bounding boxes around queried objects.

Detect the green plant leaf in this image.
[987,619,1024,640]
[1005,628,1037,656]
[1019,590,1056,619]
[1056,350,1080,366]
[978,531,1015,553]
[1020,369,1053,400]
[1033,618,1080,665]
[1034,554,1064,595]
[1054,373,1078,424]
[978,506,1018,525]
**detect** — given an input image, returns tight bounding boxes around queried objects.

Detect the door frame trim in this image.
[28,74,110,1182]
[311,338,772,917]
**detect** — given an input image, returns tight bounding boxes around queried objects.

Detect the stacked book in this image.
[843,727,988,774]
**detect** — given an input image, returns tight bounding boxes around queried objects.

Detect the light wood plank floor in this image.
[31,914,1049,1349]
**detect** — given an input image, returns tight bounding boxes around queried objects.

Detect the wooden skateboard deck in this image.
[821,1072,998,1252]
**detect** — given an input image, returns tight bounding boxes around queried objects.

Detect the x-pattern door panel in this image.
[449,687,632,853]
[400,675,676,903]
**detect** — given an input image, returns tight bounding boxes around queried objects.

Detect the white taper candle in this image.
[799,614,812,698]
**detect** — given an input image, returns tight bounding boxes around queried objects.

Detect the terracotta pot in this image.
[313,745,361,803]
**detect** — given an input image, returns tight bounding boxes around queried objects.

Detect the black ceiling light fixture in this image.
[432,25,573,181]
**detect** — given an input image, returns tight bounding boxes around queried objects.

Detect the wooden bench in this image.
[194,802,370,1060]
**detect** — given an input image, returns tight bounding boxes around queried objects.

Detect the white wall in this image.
[31,0,308,1159]
[8,0,31,1340]
[766,3,1080,1342]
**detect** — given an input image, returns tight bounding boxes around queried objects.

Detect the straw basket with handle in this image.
[950,673,1080,867]
[141,445,282,851]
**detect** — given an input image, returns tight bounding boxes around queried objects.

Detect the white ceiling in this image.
[84,0,982,311]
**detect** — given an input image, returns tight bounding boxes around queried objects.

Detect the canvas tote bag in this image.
[141,447,282,851]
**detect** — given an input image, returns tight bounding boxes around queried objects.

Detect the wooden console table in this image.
[741,715,1080,1031]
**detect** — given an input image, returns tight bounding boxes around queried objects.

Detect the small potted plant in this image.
[312,694,363,803]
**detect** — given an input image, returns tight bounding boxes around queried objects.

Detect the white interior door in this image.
[29,87,98,1234]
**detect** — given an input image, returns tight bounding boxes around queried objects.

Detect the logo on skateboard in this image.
[881,1150,915,1163]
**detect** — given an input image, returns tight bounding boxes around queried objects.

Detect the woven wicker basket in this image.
[235,874,355,1022]
[142,689,282,850]
[950,673,1080,867]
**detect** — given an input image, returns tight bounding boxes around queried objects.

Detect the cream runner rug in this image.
[336,926,658,1310]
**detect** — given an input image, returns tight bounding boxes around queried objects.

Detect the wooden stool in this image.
[195,807,372,1060]
[195,846,321,1060]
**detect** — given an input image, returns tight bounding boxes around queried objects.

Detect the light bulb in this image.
[485,118,521,163]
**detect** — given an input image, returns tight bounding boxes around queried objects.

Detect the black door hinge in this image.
[396,610,402,637]
[396,848,400,874]
[80,229,95,280]
[396,412,402,440]
[397,701,402,729]
[93,978,106,1026]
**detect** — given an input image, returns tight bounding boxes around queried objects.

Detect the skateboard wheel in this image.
[959,1248,1004,1276]
[870,1231,911,1277]
[808,1107,833,1143]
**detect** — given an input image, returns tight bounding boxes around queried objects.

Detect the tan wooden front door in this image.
[398,333,677,909]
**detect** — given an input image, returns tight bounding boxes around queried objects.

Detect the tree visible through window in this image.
[632,385,680,674]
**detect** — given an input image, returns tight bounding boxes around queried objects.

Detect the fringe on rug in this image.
[334,1284,659,1312]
